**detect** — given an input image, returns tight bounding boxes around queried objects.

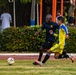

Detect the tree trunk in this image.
[30,0,36,26]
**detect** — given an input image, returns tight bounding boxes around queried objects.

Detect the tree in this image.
[20,0,39,3]
[0,0,7,7]
[20,0,31,3]
[30,0,36,26]
[20,0,39,26]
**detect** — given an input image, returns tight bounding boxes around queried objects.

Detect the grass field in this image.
[0,59,76,75]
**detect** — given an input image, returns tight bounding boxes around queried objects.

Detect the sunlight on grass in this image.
[0,59,76,75]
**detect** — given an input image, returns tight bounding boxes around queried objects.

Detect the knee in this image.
[47,49,51,53]
[40,46,43,52]
[54,53,60,59]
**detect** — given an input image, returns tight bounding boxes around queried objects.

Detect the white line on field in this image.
[0,53,76,56]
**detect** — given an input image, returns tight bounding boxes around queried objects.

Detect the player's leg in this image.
[38,41,49,61]
[54,50,69,59]
[42,41,54,64]
[33,46,44,65]
[60,50,69,58]
[68,54,74,63]
[38,46,44,61]
[33,41,49,65]
[42,52,51,64]
[54,50,74,63]
[40,44,63,66]
[35,41,54,66]
[54,52,60,59]
[35,52,52,66]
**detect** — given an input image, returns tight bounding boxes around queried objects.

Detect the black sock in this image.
[38,52,43,61]
[42,52,50,64]
[65,55,69,58]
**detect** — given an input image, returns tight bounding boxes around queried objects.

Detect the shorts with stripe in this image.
[50,44,64,54]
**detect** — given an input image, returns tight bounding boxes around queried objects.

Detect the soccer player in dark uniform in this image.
[33,14,70,65]
[35,16,74,67]
[33,14,59,65]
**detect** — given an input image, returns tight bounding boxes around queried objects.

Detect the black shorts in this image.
[42,41,54,49]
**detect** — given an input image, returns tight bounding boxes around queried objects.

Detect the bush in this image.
[0,26,76,53]
[0,26,45,52]
[65,27,76,53]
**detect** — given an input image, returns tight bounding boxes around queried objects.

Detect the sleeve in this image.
[65,26,68,35]
[51,32,58,37]
[61,25,68,35]
[41,23,46,30]
[54,33,58,37]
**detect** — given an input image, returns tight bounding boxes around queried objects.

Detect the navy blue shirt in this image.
[41,22,59,42]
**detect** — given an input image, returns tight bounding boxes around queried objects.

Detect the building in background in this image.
[0,0,71,27]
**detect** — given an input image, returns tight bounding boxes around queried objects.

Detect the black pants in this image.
[42,41,54,50]
[56,50,69,59]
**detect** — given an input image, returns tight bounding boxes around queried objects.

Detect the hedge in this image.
[0,26,76,53]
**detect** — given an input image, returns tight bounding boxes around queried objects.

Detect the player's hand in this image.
[66,35,69,39]
[49,30,53,35]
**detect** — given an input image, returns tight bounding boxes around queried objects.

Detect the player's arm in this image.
[9,14,12,23]
[35,23,45,36]
[51,23,59,37]
[65,26,69,39]
[49,30,58,37]
[35,28,43,35]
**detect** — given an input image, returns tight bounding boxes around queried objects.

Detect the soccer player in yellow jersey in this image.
[36,16,74,67]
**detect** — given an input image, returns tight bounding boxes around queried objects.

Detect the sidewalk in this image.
[0,53,76,60]
[0,53,76,56]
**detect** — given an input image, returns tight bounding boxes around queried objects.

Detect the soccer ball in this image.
[7,57,15,65]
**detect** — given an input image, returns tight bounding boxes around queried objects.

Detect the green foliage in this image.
[0,26,45,52]
[0,26,76,53]
[20,0,39,3]
[20,0,31,3]
[0,0,7,7]
[65,27,76,53]
[0,60,76,75]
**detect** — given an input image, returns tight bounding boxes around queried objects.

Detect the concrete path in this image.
[0,53,76,60]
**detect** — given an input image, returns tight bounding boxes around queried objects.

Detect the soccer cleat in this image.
[35,60,43,67]
[33,62,38,65]
[70,57,74,63]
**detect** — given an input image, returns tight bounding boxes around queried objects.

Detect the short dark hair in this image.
[46,14,52,20]
[58,16,64,23]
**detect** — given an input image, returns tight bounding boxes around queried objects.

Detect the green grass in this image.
[0,59,76,75]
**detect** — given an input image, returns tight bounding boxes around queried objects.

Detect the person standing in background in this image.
[0,9,12,32]
[68,0,76,25]
[74,0,76,25]
[56,12,61,24]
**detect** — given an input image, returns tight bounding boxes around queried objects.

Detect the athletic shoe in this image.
[70,57,74,63]
[35,60,43,67]
[33,62,38,65]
